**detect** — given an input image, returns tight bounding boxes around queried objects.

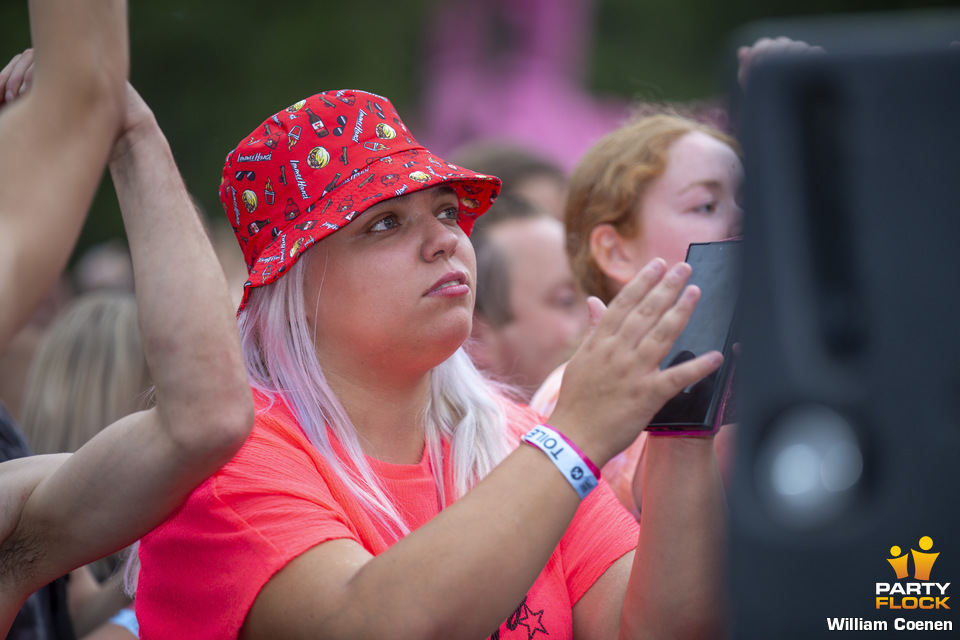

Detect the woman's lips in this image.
[424,271,469,297]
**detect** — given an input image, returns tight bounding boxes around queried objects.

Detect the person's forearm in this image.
[26,0,128,243]
[0,1,127,349]
[108,109,252,461]
[0,454,69,547]
[621,437,728,640]
[28,0,127,105]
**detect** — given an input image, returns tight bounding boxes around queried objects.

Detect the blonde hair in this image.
[565,112,741,303]
[20,292,152,455]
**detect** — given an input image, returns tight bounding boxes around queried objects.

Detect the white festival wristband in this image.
[521,424,600,500]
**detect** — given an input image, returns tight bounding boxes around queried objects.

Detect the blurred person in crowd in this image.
[467,194,589,401]
[73,241,136,294]
[0,37,253,639]
[0,277,73,425]
[132,88,728,640]
[450,141,568,219]
[529,36,825,519]
[565,113,743,299]
[21,292,148,457]
[20,291,150,637]
[530,112,743,519]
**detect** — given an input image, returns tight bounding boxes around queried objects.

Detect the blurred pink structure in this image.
[419,0,630,174]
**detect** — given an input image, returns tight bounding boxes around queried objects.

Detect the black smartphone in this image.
[646,238,741,433]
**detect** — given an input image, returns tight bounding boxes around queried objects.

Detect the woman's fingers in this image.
[637,283,700,362]
[21,63,34,95]
[655,350,724,404]
[598,258,668,335]
[575,260,697,376]
[579,296,607,343]
[0,53,23,104]
[8,50,32,97]
[618,262,693,350]
[1,49,34,105]
[613,280,720,408]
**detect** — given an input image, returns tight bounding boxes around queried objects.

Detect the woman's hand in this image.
[0,48,152,165]
[0,49,35,106]
[107,83,158,165]
[549,258,723,466]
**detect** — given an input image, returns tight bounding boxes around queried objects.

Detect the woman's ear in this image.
[589,223,640,286]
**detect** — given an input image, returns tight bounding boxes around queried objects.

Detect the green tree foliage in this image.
[0,0,953,260]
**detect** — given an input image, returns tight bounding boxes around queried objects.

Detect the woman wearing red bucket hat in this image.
[135,89,729,640]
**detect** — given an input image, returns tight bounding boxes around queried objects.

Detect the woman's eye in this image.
[369,215,399,231]
[553,293,577,309]
[548,286,582,310]
[693,201,717,214]
[438,206,460,222]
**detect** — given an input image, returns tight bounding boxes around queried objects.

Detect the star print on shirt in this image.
[491,596,549,639]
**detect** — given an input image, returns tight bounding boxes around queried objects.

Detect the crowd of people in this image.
[0,1,828,638]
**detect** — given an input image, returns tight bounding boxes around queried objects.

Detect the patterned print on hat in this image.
[219,89,501,311]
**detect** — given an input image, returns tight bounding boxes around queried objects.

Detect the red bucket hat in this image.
[220,89,501,311]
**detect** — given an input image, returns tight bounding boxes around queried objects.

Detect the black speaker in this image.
[728,19,960,639]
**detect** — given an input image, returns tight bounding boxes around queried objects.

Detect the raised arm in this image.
[106,84,255,474]
[0,0,128,349]
[1,83,253,608]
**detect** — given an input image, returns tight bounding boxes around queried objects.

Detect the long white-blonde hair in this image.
[237,253,514,541]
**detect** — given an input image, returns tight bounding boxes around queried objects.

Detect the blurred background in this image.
[1,4,958,637]
[0,0,953,265]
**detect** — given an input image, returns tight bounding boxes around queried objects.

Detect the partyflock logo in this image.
[827,536,953,632]
[876,536,949,610]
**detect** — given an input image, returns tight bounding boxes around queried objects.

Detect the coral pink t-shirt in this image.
[135,392,639,639]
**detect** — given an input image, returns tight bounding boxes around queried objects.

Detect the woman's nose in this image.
[419,216,460,262]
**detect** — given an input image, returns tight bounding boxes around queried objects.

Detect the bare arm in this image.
[3,84,253,597]
[569,437,727,640]
[239,259,723,640]
[107,84,255,474]
[0,453,67,625]
[623,437,727,639]
[0,0,128,350]
[0,454,68,551]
